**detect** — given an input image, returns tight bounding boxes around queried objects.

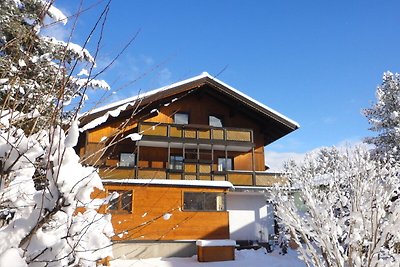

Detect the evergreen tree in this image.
[363,72,400,160]
[0,0,108,132]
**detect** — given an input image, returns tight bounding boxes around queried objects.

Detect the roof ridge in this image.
[81,72,210,117]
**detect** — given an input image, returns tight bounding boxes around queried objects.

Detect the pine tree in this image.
[363,72,400,160]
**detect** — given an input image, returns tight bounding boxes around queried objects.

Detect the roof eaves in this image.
[79,71,299,133]
[82,72,210,117]
[202,74,300,130]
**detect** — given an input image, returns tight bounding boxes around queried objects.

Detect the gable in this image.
[79,73,299,145]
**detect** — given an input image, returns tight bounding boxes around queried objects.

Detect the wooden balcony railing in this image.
[98,167,287,187]
[138,122,253,143]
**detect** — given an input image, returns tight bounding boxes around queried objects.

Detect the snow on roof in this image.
[85,72,210,116]
[102,178,234,188]
[79,72,299,131]
[206,73,300,128]
[78,73,210,131]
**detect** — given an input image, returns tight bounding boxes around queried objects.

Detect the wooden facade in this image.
[77,88,291,187]
[78,73,298,243]
[93,182,230,241]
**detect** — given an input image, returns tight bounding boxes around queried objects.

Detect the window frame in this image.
[119,152,136,168]
[107,189,133,214]
[169,155,184,171]
[217,157,233,172]
[209,115,223,127]
[182,191,226,212]
[174,112,189,125]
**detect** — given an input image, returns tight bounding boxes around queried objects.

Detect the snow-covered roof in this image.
[205,73,299,128]
[79,72,299,144]
[87,73,210,116]
[102,178,234,188]
[83,72,298,127]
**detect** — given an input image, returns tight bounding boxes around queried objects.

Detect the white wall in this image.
[227,192,275,241]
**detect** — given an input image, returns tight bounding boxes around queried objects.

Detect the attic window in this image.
[174,113,189,124]
[209,115,223,127]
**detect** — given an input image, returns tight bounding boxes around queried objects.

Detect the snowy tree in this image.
[363,72,400,160]
[0,0,114,266]
[275,146,400,267]
[0,0,109,132]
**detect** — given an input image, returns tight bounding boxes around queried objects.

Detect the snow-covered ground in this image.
[110,248,306,267]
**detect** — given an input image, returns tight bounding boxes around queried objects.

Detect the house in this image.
[77,72,299,259]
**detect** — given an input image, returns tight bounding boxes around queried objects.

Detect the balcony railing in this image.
[138,122,253,143]
[98,167,287,187]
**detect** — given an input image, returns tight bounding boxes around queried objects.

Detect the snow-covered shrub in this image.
[0,0,113,265]
[0,125,113,266]
[275,146,400,267]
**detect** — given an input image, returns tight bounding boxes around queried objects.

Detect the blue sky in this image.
[53,0,400,169]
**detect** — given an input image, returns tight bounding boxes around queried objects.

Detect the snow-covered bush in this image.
[0,125,113,266]
[363,72,400,160]
[0,0,113,265]
[275,146,400,267]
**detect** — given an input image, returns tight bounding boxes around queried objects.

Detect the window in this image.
[218,158,232,171]
[185,149,197,161]
[174,113,189,124]
[209,115,223,127]
[108,190,133,213]
[183,192,226,211]
[170,155,184,170]
[119,153,135,167]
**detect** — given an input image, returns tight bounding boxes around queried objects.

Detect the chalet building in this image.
[77,72,299,259]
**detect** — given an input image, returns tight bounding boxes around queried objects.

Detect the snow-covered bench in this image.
[196,239,236,262]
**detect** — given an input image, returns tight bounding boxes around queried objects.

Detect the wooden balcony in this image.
[98,167,287,187]
[138,122,253,144]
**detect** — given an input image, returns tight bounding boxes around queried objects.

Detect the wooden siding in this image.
[78,89,274,179]
[197,246,235,262]
[99,168,135,179]
[93,184,230,241]
[138,147,168,169]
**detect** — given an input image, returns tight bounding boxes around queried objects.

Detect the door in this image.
[227,192,275,242]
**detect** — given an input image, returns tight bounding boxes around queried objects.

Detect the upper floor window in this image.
[174,113,189,124]
[218,158,232,171]
[170,155,184,170]
[209,115,223,127]
[108,190,133,213]
[183,192,226,211]
[119,153,135,167]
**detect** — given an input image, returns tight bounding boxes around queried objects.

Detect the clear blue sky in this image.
[54,0,400,168]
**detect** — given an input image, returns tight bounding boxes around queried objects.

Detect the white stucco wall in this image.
[227,192,275,241]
